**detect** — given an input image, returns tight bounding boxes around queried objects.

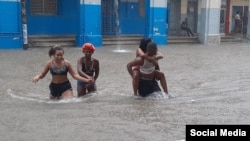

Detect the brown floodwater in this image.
[0,43,250,141]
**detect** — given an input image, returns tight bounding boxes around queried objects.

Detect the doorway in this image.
[231,6,249,34]
[101,0,118,35]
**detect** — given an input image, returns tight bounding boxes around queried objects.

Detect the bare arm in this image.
[66,60,93,83]
[143,55,158,66]
[136,47,145,57]
[156,51,163,60]
[155,52,163,70]
[32,60,50,83]
[136,47,163,68]
[93,59,100,81]
[143,51,163,65]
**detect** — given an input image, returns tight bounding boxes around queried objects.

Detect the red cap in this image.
[82,43,95,53]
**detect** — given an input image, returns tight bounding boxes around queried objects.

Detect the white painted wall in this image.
[150,0,167,8]
[81,0,101,5]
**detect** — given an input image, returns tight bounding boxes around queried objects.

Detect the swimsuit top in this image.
[50,60,68,75]
[140,59,155,74]
[81,58,95,76]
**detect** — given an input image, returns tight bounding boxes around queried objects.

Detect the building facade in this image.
[0,0,249,49]
[168,0,250,43]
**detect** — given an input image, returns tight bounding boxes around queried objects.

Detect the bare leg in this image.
[61,89,74,99]
[50,96,57,100]
[155,71,168,94]
[77,86,87,97]
[132,70,140,96]
[86,83,97,93]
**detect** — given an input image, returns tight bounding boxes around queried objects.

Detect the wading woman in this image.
[77,43,99,97]
[32,45,93,100]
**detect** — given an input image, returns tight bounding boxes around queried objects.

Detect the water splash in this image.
[6,89,84,104]
[46,97,83,104]
[7,89,47,103]
[135,92,173,100]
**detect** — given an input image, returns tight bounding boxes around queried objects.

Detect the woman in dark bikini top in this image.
[81,57,95,76]
[77,43,100,97]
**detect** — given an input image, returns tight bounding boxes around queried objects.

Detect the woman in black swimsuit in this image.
[77,43,99,97]
[32,45,93,100]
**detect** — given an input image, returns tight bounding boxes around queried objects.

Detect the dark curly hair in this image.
[139,37,152,53]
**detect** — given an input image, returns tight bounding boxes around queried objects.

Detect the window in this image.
[30,0,57,15]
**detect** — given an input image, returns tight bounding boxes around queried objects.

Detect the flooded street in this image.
[1,43,250,141]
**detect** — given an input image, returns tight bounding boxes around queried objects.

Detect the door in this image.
[232,6,248,34]
[168,0,181,35]
[101,0,117,35]
[187,0,198,33]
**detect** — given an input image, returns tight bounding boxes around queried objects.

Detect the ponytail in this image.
[48,45,63,57]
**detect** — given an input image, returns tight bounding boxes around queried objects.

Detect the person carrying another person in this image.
[32,45,93,100]
[181,18,195,37]
[129,37,163,96]
[127,42,169,97]
[77,43,100,97]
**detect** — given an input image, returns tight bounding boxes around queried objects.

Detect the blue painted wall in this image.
[145,6,167,45]
[119,1,145,34]
[0,0,22,49]
[26,0,78,35]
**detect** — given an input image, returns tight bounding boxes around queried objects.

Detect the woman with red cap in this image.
[77,43,100,97]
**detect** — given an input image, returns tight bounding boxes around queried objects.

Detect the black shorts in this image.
[138,78,161,97]
[49,81,72,99]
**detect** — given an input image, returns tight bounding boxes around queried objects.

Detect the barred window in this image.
[30,0,57,15]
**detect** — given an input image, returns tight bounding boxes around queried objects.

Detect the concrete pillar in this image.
[199,0,221,44]
[76,0,102,47]
[197,0,202,34]
[21,0,28,50]
[247,0,250,39]
[0,0,22,49]
[145,0,167,45]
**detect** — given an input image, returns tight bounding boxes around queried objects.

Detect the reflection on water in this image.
[112,49,132,53]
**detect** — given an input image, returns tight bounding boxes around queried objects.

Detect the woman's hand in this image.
[146,55,158,66]
[85,77,94,84]
[32,75,40,83]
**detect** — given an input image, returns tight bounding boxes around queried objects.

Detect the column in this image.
[199,0,221,44]
[197,0,202,34]
[0,0,22,49]
[247,0,250,39]
[21,0,28,50]
[76,0,102,47]
[145,0,167,45]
